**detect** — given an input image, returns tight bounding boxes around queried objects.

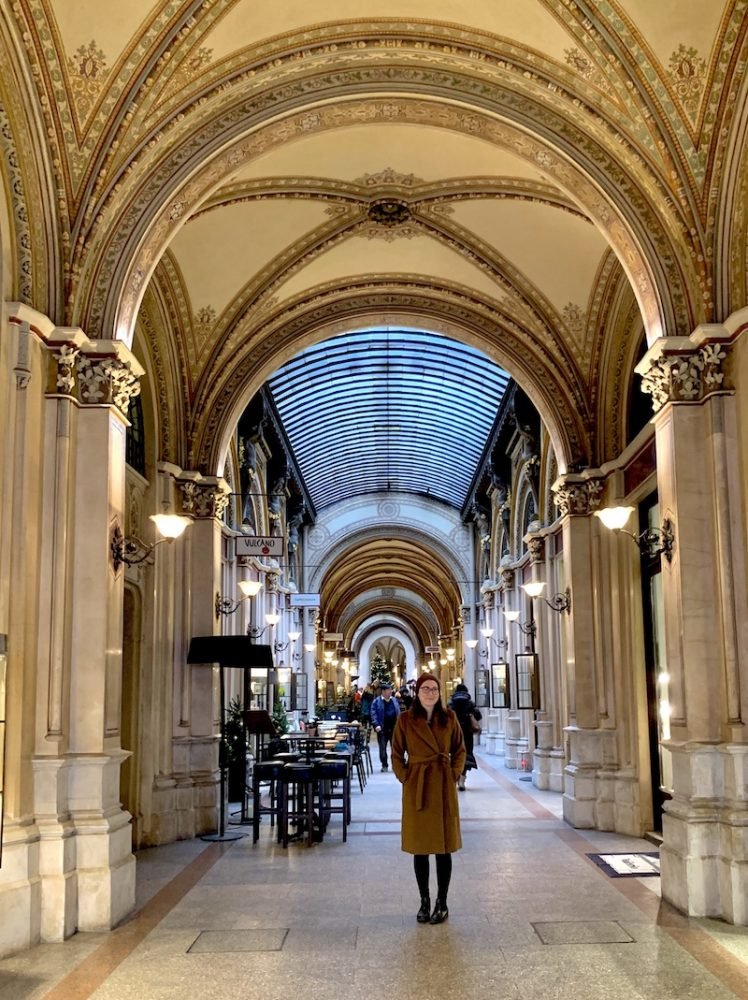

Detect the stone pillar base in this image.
[549,749,565,792]
[0,820,41,956]
[495,732,505,758]
[485,733,496,755]
[505,716,521,769]
[661,743,748,924]
[562,727,642,833]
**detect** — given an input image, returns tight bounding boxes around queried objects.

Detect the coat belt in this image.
[408,752,451,811]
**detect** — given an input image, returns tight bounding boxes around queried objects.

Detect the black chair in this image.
[314,758,351,842]
[279,762,317,847]
[252,759,284,844]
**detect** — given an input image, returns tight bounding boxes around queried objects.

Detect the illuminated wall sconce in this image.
[111,509,191,572]
[247,611,280,639]
[214,578,263,619]
[274,630,301,654]
[594,506,675,563]
[521,581,571,614]
[478,627,507,658]
[503,609,537,641]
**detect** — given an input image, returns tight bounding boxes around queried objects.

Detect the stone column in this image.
[37,334,143,935]
[550,476,613,829]
[639,325,748,923]
[175,475,230,836]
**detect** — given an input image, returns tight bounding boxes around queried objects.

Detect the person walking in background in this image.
[391,673,465,924]
[448,682,482,791]
[370,682,400,771]
[359,683,375,727]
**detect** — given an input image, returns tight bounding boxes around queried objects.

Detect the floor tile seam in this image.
[38,840,230,1000]
[554,826,748,999]
[473,757,559,820]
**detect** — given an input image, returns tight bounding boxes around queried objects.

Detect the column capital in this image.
[636,331,732,415]
[50,338,143,416]
[552,474,604,517]
[177,474,230,520]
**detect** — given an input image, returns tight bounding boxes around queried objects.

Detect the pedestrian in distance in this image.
[370,682,400,771]
[391,673,466,924]
[448,682,482,790]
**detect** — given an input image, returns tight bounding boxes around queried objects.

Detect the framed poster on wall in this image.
[490,661,510,709]
[474,667,490,708]
[515,653,540,710]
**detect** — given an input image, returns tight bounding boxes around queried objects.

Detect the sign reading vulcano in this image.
[235,536,284,557]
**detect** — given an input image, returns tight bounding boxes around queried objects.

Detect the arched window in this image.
[125,395,146,477]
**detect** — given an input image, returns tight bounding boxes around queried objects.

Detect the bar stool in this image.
[279,762,317,847]
[273,751,302,765]
[252,759,285,844]
[314,758,350,842]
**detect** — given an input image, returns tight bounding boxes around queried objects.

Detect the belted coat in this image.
[391,709,466,855]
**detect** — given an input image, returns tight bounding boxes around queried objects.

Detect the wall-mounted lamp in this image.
[214,578,263,619]
[274,630,301,654]
[503,609,537,642]
[478,627,507,658]
[594,506,675,563]
[247,611,280,639]
[111,510,191,572]
[521,581,571,614]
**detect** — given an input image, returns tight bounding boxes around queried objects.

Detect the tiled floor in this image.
[1,748,747,1000]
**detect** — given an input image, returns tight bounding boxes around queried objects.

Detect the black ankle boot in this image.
[429,899,449,924]
[416,896,431,923]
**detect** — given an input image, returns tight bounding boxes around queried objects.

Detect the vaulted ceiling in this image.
[3,1,746,641]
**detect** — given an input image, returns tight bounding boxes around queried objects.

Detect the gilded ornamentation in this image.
[562,303,586,339]
[67,41,109,123]
[667,45,707,121]
[354,168,423,188]
[367,198,411,226]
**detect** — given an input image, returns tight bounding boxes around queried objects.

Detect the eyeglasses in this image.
[419,686,439,693]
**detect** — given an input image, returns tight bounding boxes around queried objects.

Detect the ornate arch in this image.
[71,79,697,348]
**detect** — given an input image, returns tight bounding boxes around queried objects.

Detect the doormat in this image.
[586,852,660,878]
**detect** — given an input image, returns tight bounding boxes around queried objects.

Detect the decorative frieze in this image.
[552,476,604,517]
[637,341,731,414]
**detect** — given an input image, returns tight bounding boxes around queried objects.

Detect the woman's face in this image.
[417,680,440,708]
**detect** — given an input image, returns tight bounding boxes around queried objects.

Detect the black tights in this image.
[413,853,452,902]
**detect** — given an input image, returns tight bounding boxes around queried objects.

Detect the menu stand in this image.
[186,636,274,842]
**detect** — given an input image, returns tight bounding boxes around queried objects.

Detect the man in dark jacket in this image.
[448,683,482,789]
[370,683,401,771]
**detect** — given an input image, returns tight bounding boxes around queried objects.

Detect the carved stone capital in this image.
[50,345,142,415]
[525,533,545,563]
[499,568,515,591]
[637,340,732,414]
[179,481,230,519]
[552,475,604,517]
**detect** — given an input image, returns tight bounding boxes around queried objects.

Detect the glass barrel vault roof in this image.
[267,328,510,511]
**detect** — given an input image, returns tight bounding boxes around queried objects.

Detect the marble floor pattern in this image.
[1,748,747,1000]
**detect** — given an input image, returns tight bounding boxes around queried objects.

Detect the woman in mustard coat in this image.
[391,673,466,924]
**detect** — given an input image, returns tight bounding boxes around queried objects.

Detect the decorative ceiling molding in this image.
[72,90,695,347]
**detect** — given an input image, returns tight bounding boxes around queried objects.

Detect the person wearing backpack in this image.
[448,683,481,790]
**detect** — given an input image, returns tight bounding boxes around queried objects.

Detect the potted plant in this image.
[223,696,247,802]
